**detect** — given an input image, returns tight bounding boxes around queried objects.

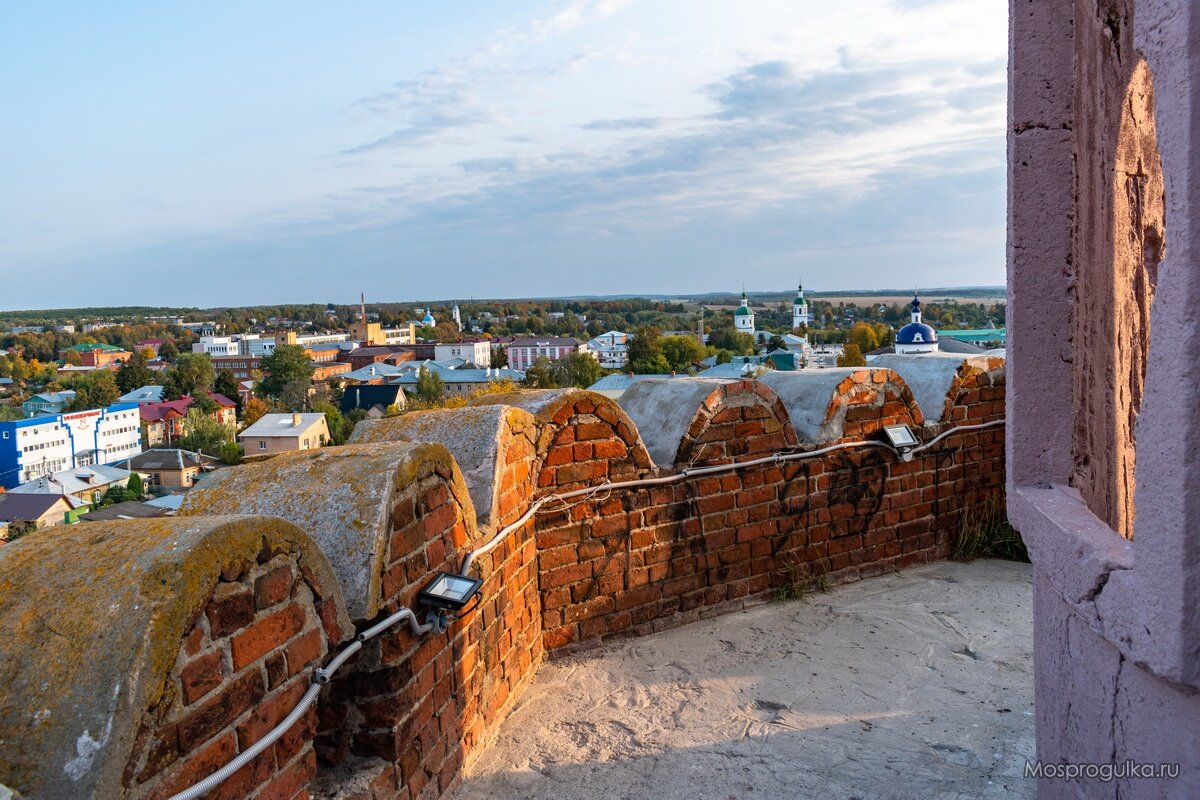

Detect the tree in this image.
[218,441,242,465]
[65,371,119,411]
[63,349,83,366]
[847,323,881,354]
[522,358,556,389]
[766,335,787,352]
[213,370,241,410]
[256,345,313,399]
[490,347,508,368]
[837,343,867,367]
[660,336,706,371]
[553,353,602,389]
[178,408,235,457]
[631,353,671,374]
[279,379,311,412]
[415,366,445,403]
[311,400,351,445]
[157,340,179,361]
[116,349,154,393]
[708,326,756,355]
[627,326,662,367]
[242,397,269,427]
[127,472,144,497]
[165,353,215,399]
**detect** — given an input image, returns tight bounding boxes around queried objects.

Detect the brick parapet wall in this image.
[0,359,1006,800]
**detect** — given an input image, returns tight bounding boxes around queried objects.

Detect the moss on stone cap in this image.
[180,441,480,620]
[0,515,346,800]
[348,406,537,532]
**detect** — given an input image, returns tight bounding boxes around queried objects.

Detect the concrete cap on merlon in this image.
[617,378,737,466]
[759,369,866,443]
[0,516,346,800]
[348,405,537,532]
[180,441,477,621]
[869,353,1003,423]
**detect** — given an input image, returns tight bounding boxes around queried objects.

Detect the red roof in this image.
[138,392,234,422]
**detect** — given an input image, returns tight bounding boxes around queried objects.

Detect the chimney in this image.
[293,412,301,427]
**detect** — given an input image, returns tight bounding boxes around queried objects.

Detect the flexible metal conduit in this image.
[168,418,1001,800]
[167,609,434,800]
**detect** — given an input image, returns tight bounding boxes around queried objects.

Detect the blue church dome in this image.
[422,311,436,326]
[896,322,938,344]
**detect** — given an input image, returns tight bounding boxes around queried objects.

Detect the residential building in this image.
[179,321,220,335]
[0,402,141,489]
[349,321,416,347]
[63,343,131,368]
[8,464,133,505]
[0,493,75,535]
[138,394,237,449]
[586,331,631,369]
[393,366,525,397]
[342,363,409,384]
[239,413,330,455]
[339,385,407,417]
[22,391,76,418]
[434,340,491,367]
[134,339,169,357]
[505,337,587,371]
[340,346,420,371]
[126,449,220,489]
[311,361,353,382]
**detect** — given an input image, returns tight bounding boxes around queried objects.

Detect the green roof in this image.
[734,306,752,316]
[66,343,123,352]
[937,328,1006,343]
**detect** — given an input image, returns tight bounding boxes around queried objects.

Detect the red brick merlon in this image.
[0,516,349,800]
[180,441,483,623]
[470,388,654,492]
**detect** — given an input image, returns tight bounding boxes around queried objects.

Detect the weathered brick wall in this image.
[534,429,1004,651]
[672,380,797,466]
[126,551,344,800]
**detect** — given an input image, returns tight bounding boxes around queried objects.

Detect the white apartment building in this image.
[434,340,491,366]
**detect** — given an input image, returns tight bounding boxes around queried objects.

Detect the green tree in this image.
[415,366,445,403]
[218,441,242,465]
[837,343,867,367]
[522,357,556,389]
[626,326,662,367]
[256,345,313,399]
[707,326,756,355]
[766,335,787,352]
[552,352,602,389]
[65,371,119,411]
[630,353,671,374]
[659,335,706,371]
[178,408,235,457]
[490,347,508,368]
[164,353,215,399]
[312,400,350,445]
[127,472,144,497]
[157,340,179,361]
[116,349,154,394]
[213,369,241,409]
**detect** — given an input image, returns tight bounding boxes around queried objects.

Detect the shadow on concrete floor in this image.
[453,560,1034,800]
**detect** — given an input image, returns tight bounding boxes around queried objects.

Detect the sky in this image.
[0,0,1008,310]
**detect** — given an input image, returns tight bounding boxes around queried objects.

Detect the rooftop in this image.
[238,412,328,438]
[454,560,1033,800]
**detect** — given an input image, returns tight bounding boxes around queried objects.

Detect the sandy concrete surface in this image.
[453,560,1033,800]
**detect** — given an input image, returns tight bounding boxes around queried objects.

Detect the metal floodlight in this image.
[882,424,919,461]
[418,571,483,612]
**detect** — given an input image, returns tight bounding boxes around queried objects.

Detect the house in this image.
[138,394,236,449]
[22,391,76,418]
[587,331,631,369]
[311,360,353,382]
[7,464,133,504]
[118,385,167,405]
[237,380,257,403]
[126,449,220,489]
[504,338,587,371]
[62,343,131,367]
[339,385,407,417]
[209,355,262,381]
[0,493,75,535]
[342,363,410,384]
[239,413,330,455]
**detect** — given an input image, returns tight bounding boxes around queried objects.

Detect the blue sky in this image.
[0,0,1007,310]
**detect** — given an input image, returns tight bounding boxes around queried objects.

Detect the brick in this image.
[145,732,237,800]
[254,565,294,610]
[177,669,266,754]
[206,589,255,637]
[285,628,324,677]
[181,650,224,705]
[231,603,306,671]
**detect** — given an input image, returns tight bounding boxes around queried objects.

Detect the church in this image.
[894,294,939,354]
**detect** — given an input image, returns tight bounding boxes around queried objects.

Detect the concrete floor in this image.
[453,560,1034,800]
